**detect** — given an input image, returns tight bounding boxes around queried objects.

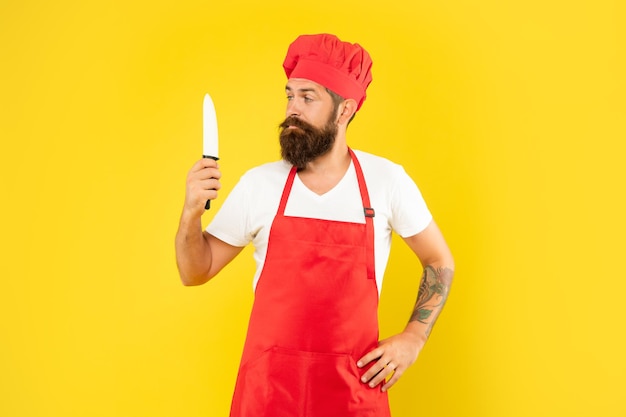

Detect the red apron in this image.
[230,149,391,417]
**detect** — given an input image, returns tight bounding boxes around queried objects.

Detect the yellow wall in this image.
[1,1,624,416]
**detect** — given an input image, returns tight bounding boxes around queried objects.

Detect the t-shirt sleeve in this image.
[205,174,252,248]
[389,166,433,238]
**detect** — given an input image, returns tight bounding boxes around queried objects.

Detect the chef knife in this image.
[203,93,219,209]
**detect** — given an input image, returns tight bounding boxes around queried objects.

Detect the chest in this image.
[283,168,366,224]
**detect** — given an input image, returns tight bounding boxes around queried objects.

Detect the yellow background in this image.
[1,0,624,416]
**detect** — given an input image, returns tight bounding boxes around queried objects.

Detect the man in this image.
[175,34,454,417]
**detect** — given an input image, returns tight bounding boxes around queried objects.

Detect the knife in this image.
[203,93,220,209]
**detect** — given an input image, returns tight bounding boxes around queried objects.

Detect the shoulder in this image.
[351,149,406,180]
[238,159,292,186]
[351,149,425,202]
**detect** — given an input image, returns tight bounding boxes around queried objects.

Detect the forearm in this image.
[175,210,212,286]
[356,263,454,391]
[404,264,454,344]
[357,225,453,391]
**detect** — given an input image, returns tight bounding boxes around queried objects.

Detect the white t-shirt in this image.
[207,150,433,294]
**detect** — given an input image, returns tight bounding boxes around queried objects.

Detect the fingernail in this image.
[357,361,363,367]
[361,376,367,382]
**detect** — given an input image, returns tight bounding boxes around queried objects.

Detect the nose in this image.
[286,99,300,118]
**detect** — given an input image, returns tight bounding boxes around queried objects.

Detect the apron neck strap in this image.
[277,166,297,215]
[277,149,372,216]
[349,148,377,281]
[348,148,374,218]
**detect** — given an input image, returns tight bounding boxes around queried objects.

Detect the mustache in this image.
[278,116,315,132]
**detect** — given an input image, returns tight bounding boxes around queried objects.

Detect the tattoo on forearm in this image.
[410,265,454,335]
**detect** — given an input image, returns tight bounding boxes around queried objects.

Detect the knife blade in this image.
[203,93,219,209]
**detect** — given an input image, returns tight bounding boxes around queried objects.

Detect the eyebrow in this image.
[285,85,319,94]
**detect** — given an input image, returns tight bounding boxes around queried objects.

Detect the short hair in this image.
[326,88,356,124]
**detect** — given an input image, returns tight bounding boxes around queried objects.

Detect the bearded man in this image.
[175,34,455,417]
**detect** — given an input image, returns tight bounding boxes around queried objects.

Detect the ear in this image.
[337,98,358,125]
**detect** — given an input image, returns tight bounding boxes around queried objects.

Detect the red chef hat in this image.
[283,34,373,111]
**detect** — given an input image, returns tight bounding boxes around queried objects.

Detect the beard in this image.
[279,114,338,169]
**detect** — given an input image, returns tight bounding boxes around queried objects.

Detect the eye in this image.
[304,96,313,102]
[286,95,294,101]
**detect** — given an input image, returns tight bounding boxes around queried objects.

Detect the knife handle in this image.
[203,155,219,210]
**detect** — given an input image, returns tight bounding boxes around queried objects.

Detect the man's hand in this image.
[184,158,222,218]
[176,158,232,286]
[357,330,426,392]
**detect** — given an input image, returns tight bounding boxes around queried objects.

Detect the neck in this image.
[303,136,350,175]
[297,135,352,195]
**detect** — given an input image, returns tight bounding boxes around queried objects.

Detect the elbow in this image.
[444,256,455,283]
[422,252,455,274]
[177,267,212,287]
[179,274,210,286]
[447,256,456,274]
[423,255,455,287]
[438,245,456,273]
[180,276,200,286]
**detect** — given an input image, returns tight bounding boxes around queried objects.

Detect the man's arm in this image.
[175,158,243,286]
[357,220,455,391]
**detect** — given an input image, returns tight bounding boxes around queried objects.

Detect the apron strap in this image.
[277,166,298,216]
[277,151,376,280]
[349,149,376,280]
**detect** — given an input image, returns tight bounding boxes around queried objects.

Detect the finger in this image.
[190,158,220,173]
[188,178,222,193]
[381,366,403,392]
[203,189,219,202]
[366,361,397,389]
[200,178,222,190]
[360,356,390,385]
[193,189,219,206]
[357,347,384,369]
[190,166,222,181]
[198,157,219,169]
[186,180,221,207]
[187,170,222,190]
